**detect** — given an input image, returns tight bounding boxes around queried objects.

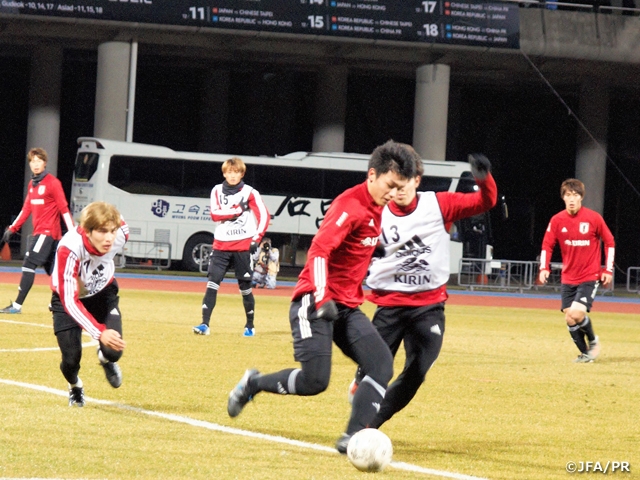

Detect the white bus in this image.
[70,137,478,272]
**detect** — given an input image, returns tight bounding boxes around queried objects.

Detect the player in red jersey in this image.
[1,148,74,314]
[538,178,615,363]
[226,140,417,452]
[50,202,129,406]
[348,153,497,427]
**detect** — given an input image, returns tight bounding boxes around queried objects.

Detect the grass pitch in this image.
[0,283,638,479]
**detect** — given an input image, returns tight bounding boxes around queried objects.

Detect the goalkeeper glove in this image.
[468,153,491,180]
[316,299,339,322]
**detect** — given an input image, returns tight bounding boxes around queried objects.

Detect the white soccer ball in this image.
[346,428,393,472]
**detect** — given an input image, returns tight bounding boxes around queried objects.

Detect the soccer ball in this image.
[346,428,393,472]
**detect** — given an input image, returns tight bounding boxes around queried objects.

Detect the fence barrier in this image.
[531,262,614,296]
[457,258,536,293]
[458,258,615,295]
[199,244,213,274]
[115,241,172,270]
[627,267,640,294]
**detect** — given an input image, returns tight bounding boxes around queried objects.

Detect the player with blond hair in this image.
[193,157,269,337]
[50,201,129,406]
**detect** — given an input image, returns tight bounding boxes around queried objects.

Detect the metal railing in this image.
[627,267,640,294]
[198,244,213,274]
[532,262,615,296]
[115,241,172,270]
[457,258,537,293]
[458,258,616,295]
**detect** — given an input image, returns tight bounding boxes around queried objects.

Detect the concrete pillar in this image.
[575,77,609,214]
[94,41,131,140]
[198,69,230,153]
[312,66,348,152]
[21,44,63,254]
[413,64,450,161]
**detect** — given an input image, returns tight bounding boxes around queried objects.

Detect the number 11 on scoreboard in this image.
[189,6,206,20]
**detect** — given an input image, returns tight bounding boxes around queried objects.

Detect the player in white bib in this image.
[349,153,497,428]
[50,202,129,407]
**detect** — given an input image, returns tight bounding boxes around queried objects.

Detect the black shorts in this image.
[207,249,253,284]
[560,281,599,312]
[51,281,121,334]
[24,234,57,274]
[290,293,379,363]
[372,303,445,355]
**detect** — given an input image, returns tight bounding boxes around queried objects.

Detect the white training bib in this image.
[367,192,450,293]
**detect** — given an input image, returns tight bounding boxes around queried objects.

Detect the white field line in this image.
[0,319,97,352]
[0,378,488,480]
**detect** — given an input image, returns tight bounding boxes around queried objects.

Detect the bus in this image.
[70,137,480,273]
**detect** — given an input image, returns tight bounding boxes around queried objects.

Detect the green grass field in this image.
[1,284,638,480]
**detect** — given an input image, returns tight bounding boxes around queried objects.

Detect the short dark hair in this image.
[560,178,585,198]
[368,140,418,180]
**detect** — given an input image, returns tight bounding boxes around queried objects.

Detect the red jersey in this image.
[539,207,615,285]
[9,172,73,240]
[368,174,497,308]
[293,181,382,309]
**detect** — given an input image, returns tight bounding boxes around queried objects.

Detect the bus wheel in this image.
[182,233,213,272]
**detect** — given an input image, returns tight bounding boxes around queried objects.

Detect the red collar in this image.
[79,227,104,256]
[388,195,418,216]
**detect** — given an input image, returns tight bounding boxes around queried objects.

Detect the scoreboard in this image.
[0,0,520,49]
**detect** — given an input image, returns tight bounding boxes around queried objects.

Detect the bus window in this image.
[109,156,182,196]
[324,169,367,199]
[74,152,99,182]
[182,160,224,198]
[455,172,478,193]
[418,175,452,192]
[250,165,324,198]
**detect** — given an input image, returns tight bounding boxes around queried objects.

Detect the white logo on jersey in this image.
[361,237,379,247]
[38,185,46,195]
[561,227,568,233]
[336,212,349,227]
[579,222,589,234]
[369,219,375,227]
[565,239,590,246]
